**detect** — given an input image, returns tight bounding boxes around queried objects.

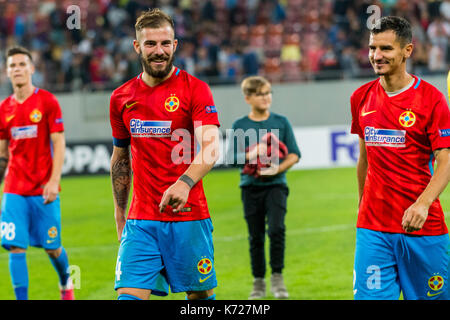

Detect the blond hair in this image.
[135,8,174,33]
[241,76,271,96]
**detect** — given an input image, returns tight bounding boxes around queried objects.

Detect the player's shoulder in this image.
[350,78,379,109]
[176,68,212,92]
[34,88,58,101]
[111,74,140,99]
[413,76,442,96]
[0,94,13,109]
[351,78,379,99]
[110,74,142,111]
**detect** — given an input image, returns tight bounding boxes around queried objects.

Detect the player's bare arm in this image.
[159,124,219,213]
[43,132,65,204]
[402,148,450,232]
[356,138,368,206]
[0,139,8,184]
[111,146,132,241]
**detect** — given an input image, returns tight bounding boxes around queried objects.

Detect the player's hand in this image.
[258,163,279,177]
[159,180,190,213]
[43,179,59,204]
[247,143,267,161]
[402,201,429,233]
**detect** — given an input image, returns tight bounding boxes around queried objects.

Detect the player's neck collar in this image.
[13,84,36,104]
[379,72,414,95]
[140,66,177,88]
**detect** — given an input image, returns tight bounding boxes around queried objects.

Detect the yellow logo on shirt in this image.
[164,95,179,112]
[399,110,416,128]
[30,109,42,123]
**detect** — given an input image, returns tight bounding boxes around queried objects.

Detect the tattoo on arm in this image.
[111,152,132,210]
[0,157,8,184]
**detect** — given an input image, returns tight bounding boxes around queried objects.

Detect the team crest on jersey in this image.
[130,119,172,138]
[364,126,406,147]
[165,95,180,112]
[48,226,58,238]
[30,109,42,123]
[428,274,444,291]
[197,258,213,275]
[398,111,416,128]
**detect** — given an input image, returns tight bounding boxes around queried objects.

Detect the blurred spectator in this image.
[0,0,448,92]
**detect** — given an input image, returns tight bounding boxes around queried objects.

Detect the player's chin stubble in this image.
[140,53,174,79]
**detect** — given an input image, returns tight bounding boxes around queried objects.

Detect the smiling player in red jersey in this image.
[110,9,220,300]
[0,46,74,300]
[351,16,450,300]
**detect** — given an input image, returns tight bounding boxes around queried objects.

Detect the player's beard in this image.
[140,52,174,79]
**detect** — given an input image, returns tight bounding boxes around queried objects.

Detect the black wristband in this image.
[178,174,195,189]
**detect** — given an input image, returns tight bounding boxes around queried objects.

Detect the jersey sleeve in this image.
[46,94,64,133]
[282,117,301,158]
[427,91,450,151]
[109,92,130,147]
[190,79,220,129]
[350,91,363,139]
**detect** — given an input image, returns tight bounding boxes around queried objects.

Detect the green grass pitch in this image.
[0,167,449,300]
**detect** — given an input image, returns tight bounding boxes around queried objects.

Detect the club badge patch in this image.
[165,95,180,112]
[399,111,416,128]
[197,258,213,275]
[30,109,42,123]
[48,226,58,238]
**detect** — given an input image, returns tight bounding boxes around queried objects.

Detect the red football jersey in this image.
[110,67,220,221]
[0,88,65,195]
[351,75,450,235]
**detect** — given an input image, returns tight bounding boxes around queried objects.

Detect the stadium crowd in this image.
[0,0,448,93]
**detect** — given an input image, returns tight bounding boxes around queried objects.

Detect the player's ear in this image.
[173,38,178,53]
[133,39,141,55]
[29,59,35,75]
[403,42,413,59]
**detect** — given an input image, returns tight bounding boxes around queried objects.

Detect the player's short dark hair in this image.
[241,76,271,96]
[135,8,175,33]
[6,46,33,62]
[370,16,412,47]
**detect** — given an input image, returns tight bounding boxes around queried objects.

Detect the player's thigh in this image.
[29,195,61,250]
[1,193,31,250]
[117,287,152,300]
[353,228,400,300]
[160,219,217,294]
[397,233,449,300]
[114,220,169,296]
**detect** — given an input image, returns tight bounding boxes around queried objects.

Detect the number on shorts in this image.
[1,222,16,241]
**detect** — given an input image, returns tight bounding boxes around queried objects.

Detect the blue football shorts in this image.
[353,228,449,300]
[0,193,62,251]
[114,218,217,296]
